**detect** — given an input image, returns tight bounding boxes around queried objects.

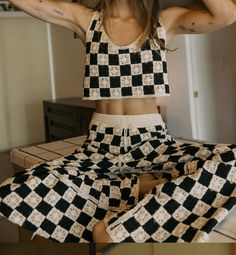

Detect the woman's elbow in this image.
[223,9,236,26]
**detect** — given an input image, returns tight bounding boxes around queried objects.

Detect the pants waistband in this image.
[90,112,165,129]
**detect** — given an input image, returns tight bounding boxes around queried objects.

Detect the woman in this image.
[1,0,236,243]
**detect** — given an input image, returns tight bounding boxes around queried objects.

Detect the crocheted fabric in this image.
[83,11,170,100]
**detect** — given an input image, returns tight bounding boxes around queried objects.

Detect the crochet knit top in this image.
[83,10,170,100]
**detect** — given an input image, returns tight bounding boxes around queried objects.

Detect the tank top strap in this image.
[156,17,167,42]
[85,10,101,42]
[158,17,165,28]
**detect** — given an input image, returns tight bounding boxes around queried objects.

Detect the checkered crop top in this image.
[83,10,170,100]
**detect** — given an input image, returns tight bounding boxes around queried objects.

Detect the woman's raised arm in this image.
[161,0,236,40]
[8,0,93,39]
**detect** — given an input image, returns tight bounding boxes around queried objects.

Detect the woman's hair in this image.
[90,0,164,50]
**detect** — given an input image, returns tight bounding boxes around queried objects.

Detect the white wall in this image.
[0,0,88,151]
[49,24,85,98]
[191,24,236,143]
[159,0,236,143]
[158,25,236,143]
[48,0,86,99]
[157,36,193,139]
[0,18,52,151]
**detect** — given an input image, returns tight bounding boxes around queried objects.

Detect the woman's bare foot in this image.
[0,178,11,188]
[93,220,113,243]
[93,174,167,242]
[138,173,167,200]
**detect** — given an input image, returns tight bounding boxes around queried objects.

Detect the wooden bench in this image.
[10,136,87,174]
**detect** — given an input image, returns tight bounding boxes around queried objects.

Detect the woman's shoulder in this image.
[159,7,186,43]
[85,8,102,31]
[159,8,174,32]
[81,7,99,29]
[76,7,99,43]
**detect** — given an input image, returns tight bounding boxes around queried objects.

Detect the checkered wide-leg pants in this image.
[0,112,236,243]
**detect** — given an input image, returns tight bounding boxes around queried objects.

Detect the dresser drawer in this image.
[43,98,96,142]
[44,102,77,120]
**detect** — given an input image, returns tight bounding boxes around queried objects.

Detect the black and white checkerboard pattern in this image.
[105,159,236,242]
[0,121,236,242]
[0,156,140,242]
[83,10,170,100]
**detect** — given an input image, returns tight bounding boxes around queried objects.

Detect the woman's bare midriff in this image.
[95,97,159,115]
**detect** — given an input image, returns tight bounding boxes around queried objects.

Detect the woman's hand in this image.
[138,173,167,200]
[161,0,236,42]
[8,0,93,41]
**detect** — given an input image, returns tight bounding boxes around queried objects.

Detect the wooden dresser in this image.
[43,97,96,142]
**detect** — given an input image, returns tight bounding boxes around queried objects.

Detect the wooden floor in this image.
[0,243,91,255]
[232,244,236,255]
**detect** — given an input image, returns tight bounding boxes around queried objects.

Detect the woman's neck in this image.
[111,0,133,18]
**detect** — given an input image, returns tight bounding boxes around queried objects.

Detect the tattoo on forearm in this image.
[192,22,195,26]
[39,0,43,2]
[179,25,196,33]
[209,22,214,25]
[201,9,208,14]
[53,8,64,16]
